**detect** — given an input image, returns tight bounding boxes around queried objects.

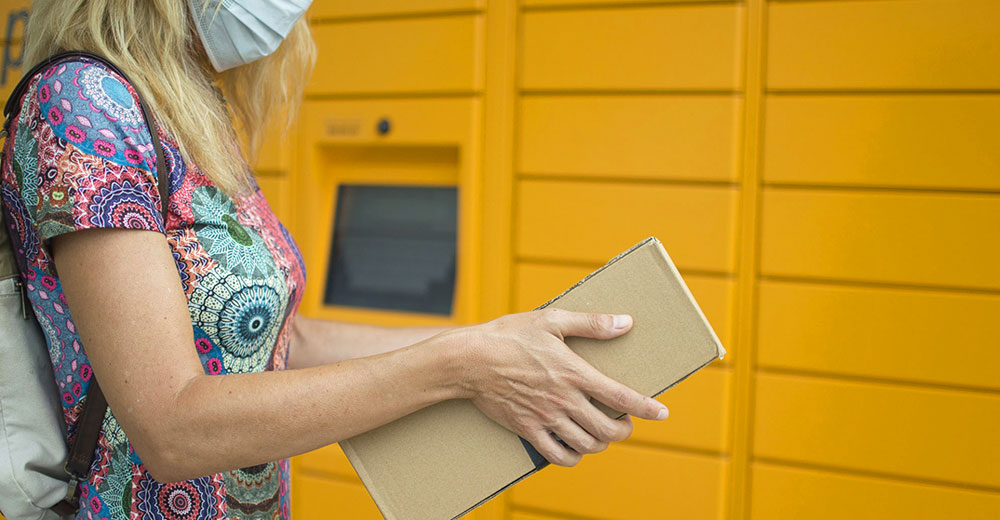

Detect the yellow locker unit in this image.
[5,1,1000,519]
[292,97,481,327]
[288,95,489,518]
[750,1,1000,518]
[507,2,744,519]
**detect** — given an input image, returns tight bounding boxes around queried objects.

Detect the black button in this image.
[376,118,391,136]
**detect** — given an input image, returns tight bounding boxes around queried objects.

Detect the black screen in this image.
[324,185,458,315]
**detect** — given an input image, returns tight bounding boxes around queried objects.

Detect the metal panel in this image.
[628,366,732,453]
[520,95,741,181]
[510,443,728,519]
[309,0,482,19]
[291,474,380,519]
[760,188,1000,290]
[751,463,1000,520]
[768,0,1000,89]
[307,15,482,95]
[754,373,1000,488]
[525,0,718,5]
[521,4,743,90]
[254,174,291,225]
[763,95,1000,190]
[516,180,739,273]
[294,446,359,482]
[758,280,1000,391]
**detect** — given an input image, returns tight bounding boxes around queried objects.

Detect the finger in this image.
[528,429,583,467]
[550,418,609,455]
[582,369,668,421]
[569,398,634,442]
[539,308,632,340]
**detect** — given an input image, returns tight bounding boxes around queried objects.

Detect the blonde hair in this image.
[22,0,315,195]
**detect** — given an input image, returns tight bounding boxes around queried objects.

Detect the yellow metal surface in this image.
[510,512,560,520]
[0,0,27,40]
[726,2,767,517]
[519,95,742,181]
[751,463,1000,520]
[627,366,731,454]
[0,1,33,129]
[297,98,478,144]
[251,120,296,224]
[511,261,590,313]
[294,445,359,482]
[309,0,482,20]
[291,475,381,519]
[307,15,483,95]
[510,443,728,519]
[760,188,1000,290]
[768,0,1000,90]
[764,95,1000,190]
[521,4,743,91]
[253,174,291,225]
[515,180,739,272]
[7,1,1000,518]
[0,50,22,101]
[252,121,295,175]
[525,0,716,6]
[758,279,1000,391]
[0,0,29,11]
[477,0,518,323]
[754,372,1000,489]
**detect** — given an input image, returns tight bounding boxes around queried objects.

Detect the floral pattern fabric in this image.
[0,57,304,519]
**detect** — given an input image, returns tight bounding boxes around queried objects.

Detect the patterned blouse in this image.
[0,57,305,519]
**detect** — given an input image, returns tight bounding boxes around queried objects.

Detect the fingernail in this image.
[612,314,632,330]
[656,407,669,420]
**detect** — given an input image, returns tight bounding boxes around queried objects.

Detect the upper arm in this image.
[15,59,197,461]
[51,228,204,459]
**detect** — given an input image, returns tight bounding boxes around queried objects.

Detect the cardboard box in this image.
[340,237,726,520]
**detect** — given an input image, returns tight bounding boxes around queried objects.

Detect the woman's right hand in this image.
[447,308,670,467]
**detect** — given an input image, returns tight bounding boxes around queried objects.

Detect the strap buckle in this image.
[49,478,82,516]
[64,477,80,504]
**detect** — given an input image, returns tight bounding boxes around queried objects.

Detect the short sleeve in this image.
[17,58,164,242]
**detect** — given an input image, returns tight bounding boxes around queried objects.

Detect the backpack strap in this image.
[3,50,171,514]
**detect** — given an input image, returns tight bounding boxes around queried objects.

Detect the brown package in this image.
[340,237,727,520]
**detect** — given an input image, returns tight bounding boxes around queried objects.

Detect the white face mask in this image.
[189,0,312,72]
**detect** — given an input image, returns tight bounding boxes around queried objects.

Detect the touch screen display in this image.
[324,185,458,315]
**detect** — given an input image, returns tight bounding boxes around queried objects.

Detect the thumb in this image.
[543,309,633,340]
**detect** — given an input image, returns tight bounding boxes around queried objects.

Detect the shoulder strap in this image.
[2,50,170,512]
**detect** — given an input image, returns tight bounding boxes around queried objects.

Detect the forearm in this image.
[288,315,453,368]
[142,329,472,482]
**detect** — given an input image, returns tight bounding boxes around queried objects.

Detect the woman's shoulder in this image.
[3,56,167,244]
[29,55,156,171]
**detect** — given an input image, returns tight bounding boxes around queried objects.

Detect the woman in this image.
[1,1,669,518]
